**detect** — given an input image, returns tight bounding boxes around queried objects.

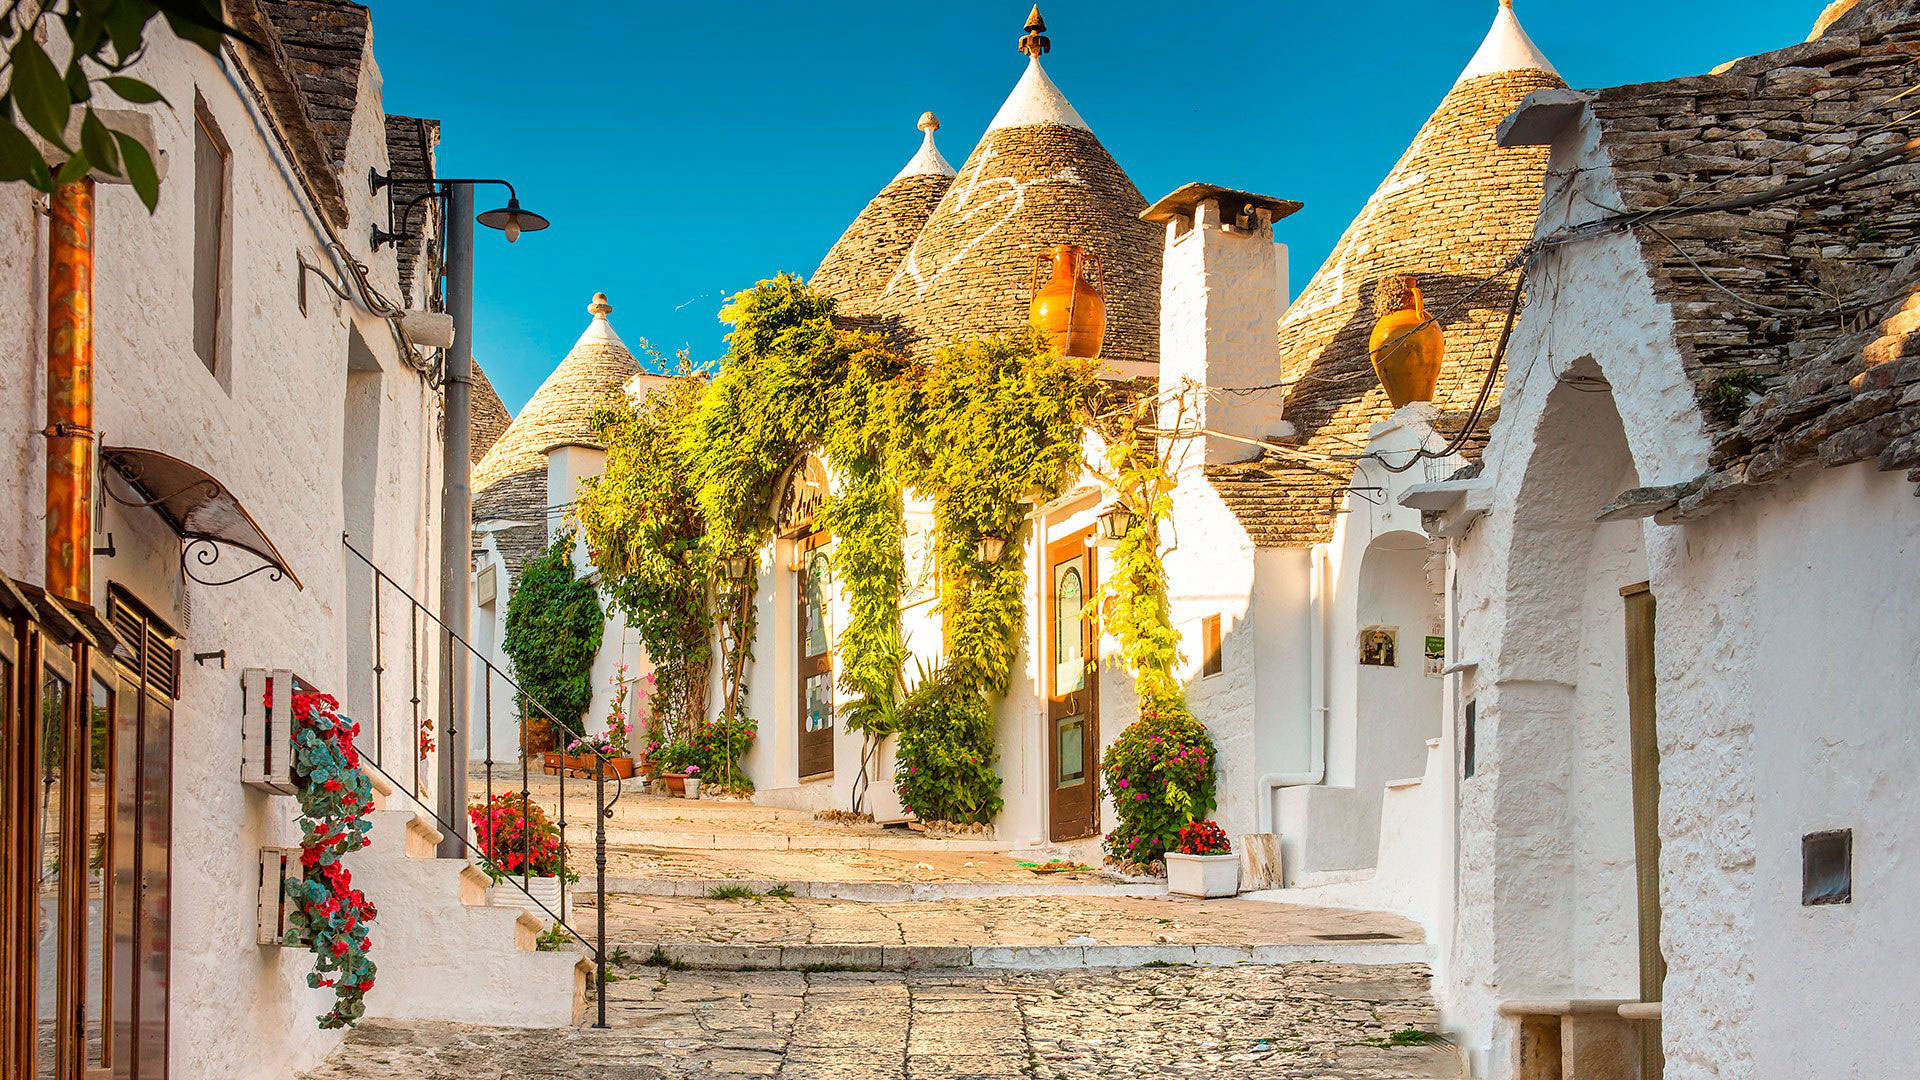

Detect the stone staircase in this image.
[344,769,588,1028]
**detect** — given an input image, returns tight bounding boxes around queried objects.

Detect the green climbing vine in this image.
[582,276,1101,823]
[575,370,714,738]
[1089,391,1218,864]
[501,531,605,747]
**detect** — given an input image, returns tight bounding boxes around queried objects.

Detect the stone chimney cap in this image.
[589,292,613,316]
[1141,182,1303,227]
[1019,5,1050,58]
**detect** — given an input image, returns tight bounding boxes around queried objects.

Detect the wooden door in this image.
[796,534,834,780]
[1046,531,1097,842]
[1622,583,1663,1080]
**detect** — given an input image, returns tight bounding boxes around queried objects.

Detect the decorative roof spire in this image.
[1019,6,1050,58]
[893,112,957,181]
[988,9,1088,133]
[575,292,628,351]
[1455,0,1559,85]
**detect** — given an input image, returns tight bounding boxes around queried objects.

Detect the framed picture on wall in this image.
[1360,625,1398,667]
[902,510,938,608]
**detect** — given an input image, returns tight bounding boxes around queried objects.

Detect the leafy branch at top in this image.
[1,0,245,208]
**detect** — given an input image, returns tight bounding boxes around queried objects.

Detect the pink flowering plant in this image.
[604,665,635,756]
[1100,693,1218,862]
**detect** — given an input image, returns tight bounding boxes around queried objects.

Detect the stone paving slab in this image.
[598,877,1165,901]
[629,941,1431,972]
[590,893,1423,950]
[305,964,1463,1079]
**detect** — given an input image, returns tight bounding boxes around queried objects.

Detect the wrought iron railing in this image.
[343,535,620,1028]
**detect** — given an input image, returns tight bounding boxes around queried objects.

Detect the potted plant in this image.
[562,732,612,776]
[683,764,701,800]
[468,791,577,921]
[654,740,696,795]
[1165,820,1239,898]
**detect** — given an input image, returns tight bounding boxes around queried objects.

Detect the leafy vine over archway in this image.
[579,275,1101,822]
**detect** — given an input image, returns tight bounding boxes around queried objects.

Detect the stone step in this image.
[595,876,1165,901]
[616,940,1432,973]
[601,827,1009,852]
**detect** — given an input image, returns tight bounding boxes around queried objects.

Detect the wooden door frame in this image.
[795,531,834,781]
[1045,529,1098,842]
[1621,581,1663,1079]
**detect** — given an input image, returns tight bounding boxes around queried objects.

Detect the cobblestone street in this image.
[307,964,1459,1079]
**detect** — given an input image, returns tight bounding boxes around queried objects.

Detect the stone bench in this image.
[1497,998,1660,1079]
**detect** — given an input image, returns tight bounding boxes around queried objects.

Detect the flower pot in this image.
[607,756,636,780]
[489,873,570,924]
[661,772,686,796]
[684,778,701,800]
[541,751,564,777]
[1166,852,1240,898]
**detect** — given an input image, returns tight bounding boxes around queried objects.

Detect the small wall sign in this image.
[1424,635,1446,677]
[1360,626,1398,667]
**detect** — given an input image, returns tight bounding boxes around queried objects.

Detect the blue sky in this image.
[370,1,1821,412]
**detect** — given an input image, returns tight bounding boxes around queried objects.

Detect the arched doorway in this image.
[1479,359,1664,1045]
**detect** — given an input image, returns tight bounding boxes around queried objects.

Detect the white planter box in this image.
[684,778,701,800]
[256,847,305,946]
[489,873,570,924]
[240,668,317,795]
[1166,852,1240,898]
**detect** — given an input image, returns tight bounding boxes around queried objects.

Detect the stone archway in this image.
[1478,358,1652,1007]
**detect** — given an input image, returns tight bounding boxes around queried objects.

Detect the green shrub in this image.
[893,666,1003,825]
[501,532,604,745]
[657,714,758,794]
[1100,693,1218,862]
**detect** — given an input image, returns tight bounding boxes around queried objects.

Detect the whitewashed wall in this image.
[0,33,450,1079]
[1427,102,1920,1079]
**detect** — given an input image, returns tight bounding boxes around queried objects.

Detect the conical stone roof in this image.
[871,16,1161,366]
[474,292,641,575]
[812,113,956,318]
[470,360,511,465]
[1209,0,1565,547]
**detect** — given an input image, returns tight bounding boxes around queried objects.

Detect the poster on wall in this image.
[1359,626,1398,667]
[1424,634,1446,677]
[902,510,938,608]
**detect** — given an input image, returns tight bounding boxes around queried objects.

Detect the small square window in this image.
[1802,830,1852,906]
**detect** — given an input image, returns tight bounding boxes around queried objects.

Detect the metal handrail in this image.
[342,533,618,1028]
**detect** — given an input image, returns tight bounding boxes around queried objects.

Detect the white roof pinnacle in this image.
[985,56,1089,133]
[1455,0,1559,85]
[893,112,957,181]
[572,291,629,353]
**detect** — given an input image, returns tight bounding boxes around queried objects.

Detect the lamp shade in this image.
[476,197,549,243]
[1097,503,1133,541]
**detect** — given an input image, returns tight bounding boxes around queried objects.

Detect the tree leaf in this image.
[102,76,166,105]
[0,117,52,189]
[156,0,255,52]
[54,152,91,187]
[9,37,73,149]
[113,129,160,212]
[104,1,161,62]
[80,109,121,178]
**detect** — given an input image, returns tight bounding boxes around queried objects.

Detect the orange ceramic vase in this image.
[1030,244,1106,358]
[1368,275,1445,407]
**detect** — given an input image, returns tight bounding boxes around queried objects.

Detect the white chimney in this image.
[1149,184,1295,470]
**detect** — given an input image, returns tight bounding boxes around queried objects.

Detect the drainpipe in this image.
[1257,542,1328,833]
[46,179,95,606]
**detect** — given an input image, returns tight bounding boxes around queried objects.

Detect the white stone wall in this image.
[1423,105,1920,1080]
[0,35,450,1079]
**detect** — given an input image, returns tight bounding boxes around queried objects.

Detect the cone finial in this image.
[919,112,940,133]
[1019,6,1050,58]
[589,292,612,316]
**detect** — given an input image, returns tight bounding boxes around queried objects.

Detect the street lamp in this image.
[367,169,547,864]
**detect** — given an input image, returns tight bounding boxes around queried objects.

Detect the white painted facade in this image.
[1415,93,1920,1080]
[1,27,579,1080]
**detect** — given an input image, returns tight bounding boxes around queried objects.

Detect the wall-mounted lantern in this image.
[1097,503,1133,541]
[723,554,751,582]
[975,535,1007,564]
